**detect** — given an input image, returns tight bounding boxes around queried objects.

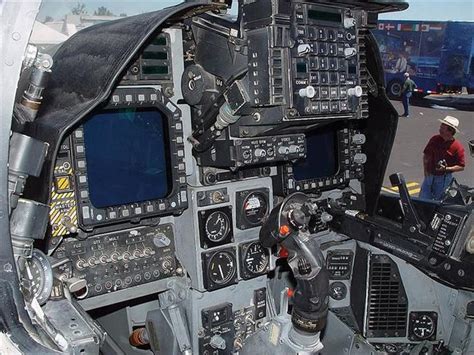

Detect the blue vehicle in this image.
[373,20,474,96]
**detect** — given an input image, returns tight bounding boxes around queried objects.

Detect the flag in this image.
[385,23,396,31]
[378,23,385,30]
[397,23,419,31]
[421,24,430,32]
[429,23,444,31]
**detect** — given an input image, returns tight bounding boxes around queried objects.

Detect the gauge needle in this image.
[218,265,225,279]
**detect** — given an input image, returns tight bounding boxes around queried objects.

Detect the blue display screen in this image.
[83,108,170,209]
[293,130,338,181]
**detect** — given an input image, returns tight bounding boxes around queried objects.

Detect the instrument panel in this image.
[290,3,365,119]
[52,224,179,298]
[14,1,470,354]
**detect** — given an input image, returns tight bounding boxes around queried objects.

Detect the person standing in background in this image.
[419,116,465,200]
[401,72,416,117]
[395,52,408,73]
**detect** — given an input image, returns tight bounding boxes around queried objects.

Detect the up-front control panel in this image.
[52,224,178,298]
[199,134,306,169]
[291,3,365,119]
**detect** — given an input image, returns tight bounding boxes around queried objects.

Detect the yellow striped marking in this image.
[55,176,71,192]
[382,182,420,196]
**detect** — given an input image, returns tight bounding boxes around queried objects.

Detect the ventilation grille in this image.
[366,255,408,338]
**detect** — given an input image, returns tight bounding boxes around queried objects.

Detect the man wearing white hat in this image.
[419,116,465,200]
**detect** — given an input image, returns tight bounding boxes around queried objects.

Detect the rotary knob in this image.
[288,145,300,154]
[210,335,226,350]
[297,44,312,55]
[298,85,316,98]
[353,153,367,164]
[344,17,356,29]
[344,47,357,58]
[254,148,267,158]
[348,86,363,98]
[278,146,290,155]
[352,133,366,145]
[153,233,171,248]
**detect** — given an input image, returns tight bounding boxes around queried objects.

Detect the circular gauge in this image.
[329,282,347,301]
[20,249,53,305]
[208,251,236,286]
[243,242,269,275]
[242,192,268,225]
[412,314,436,340]
[205,211,231,242]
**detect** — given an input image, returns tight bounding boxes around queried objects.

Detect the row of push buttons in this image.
[300,42,347,57]
[307,100,349,114]
[110,92,160,105]
[309,57,347,71]
[310,72,347,85]
[296,26,350,43]
[304,86,348,100]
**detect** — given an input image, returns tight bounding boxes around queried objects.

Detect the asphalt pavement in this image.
[382,99,473,195]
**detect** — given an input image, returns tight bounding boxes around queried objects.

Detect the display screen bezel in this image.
[71,88,187,228]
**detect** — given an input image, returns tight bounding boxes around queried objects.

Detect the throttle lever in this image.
[389,173,426,233]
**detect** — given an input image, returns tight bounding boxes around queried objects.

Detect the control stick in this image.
[259,193,329,338]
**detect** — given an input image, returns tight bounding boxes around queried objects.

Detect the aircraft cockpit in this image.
[1,0,473,354]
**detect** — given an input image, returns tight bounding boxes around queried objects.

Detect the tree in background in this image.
[94,6,114,16]
[71,2,87,15]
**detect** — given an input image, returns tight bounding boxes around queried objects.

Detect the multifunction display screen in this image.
[83,108,170,208]
[293,129,338,181]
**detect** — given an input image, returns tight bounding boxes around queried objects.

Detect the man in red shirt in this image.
[419,116,465,200]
